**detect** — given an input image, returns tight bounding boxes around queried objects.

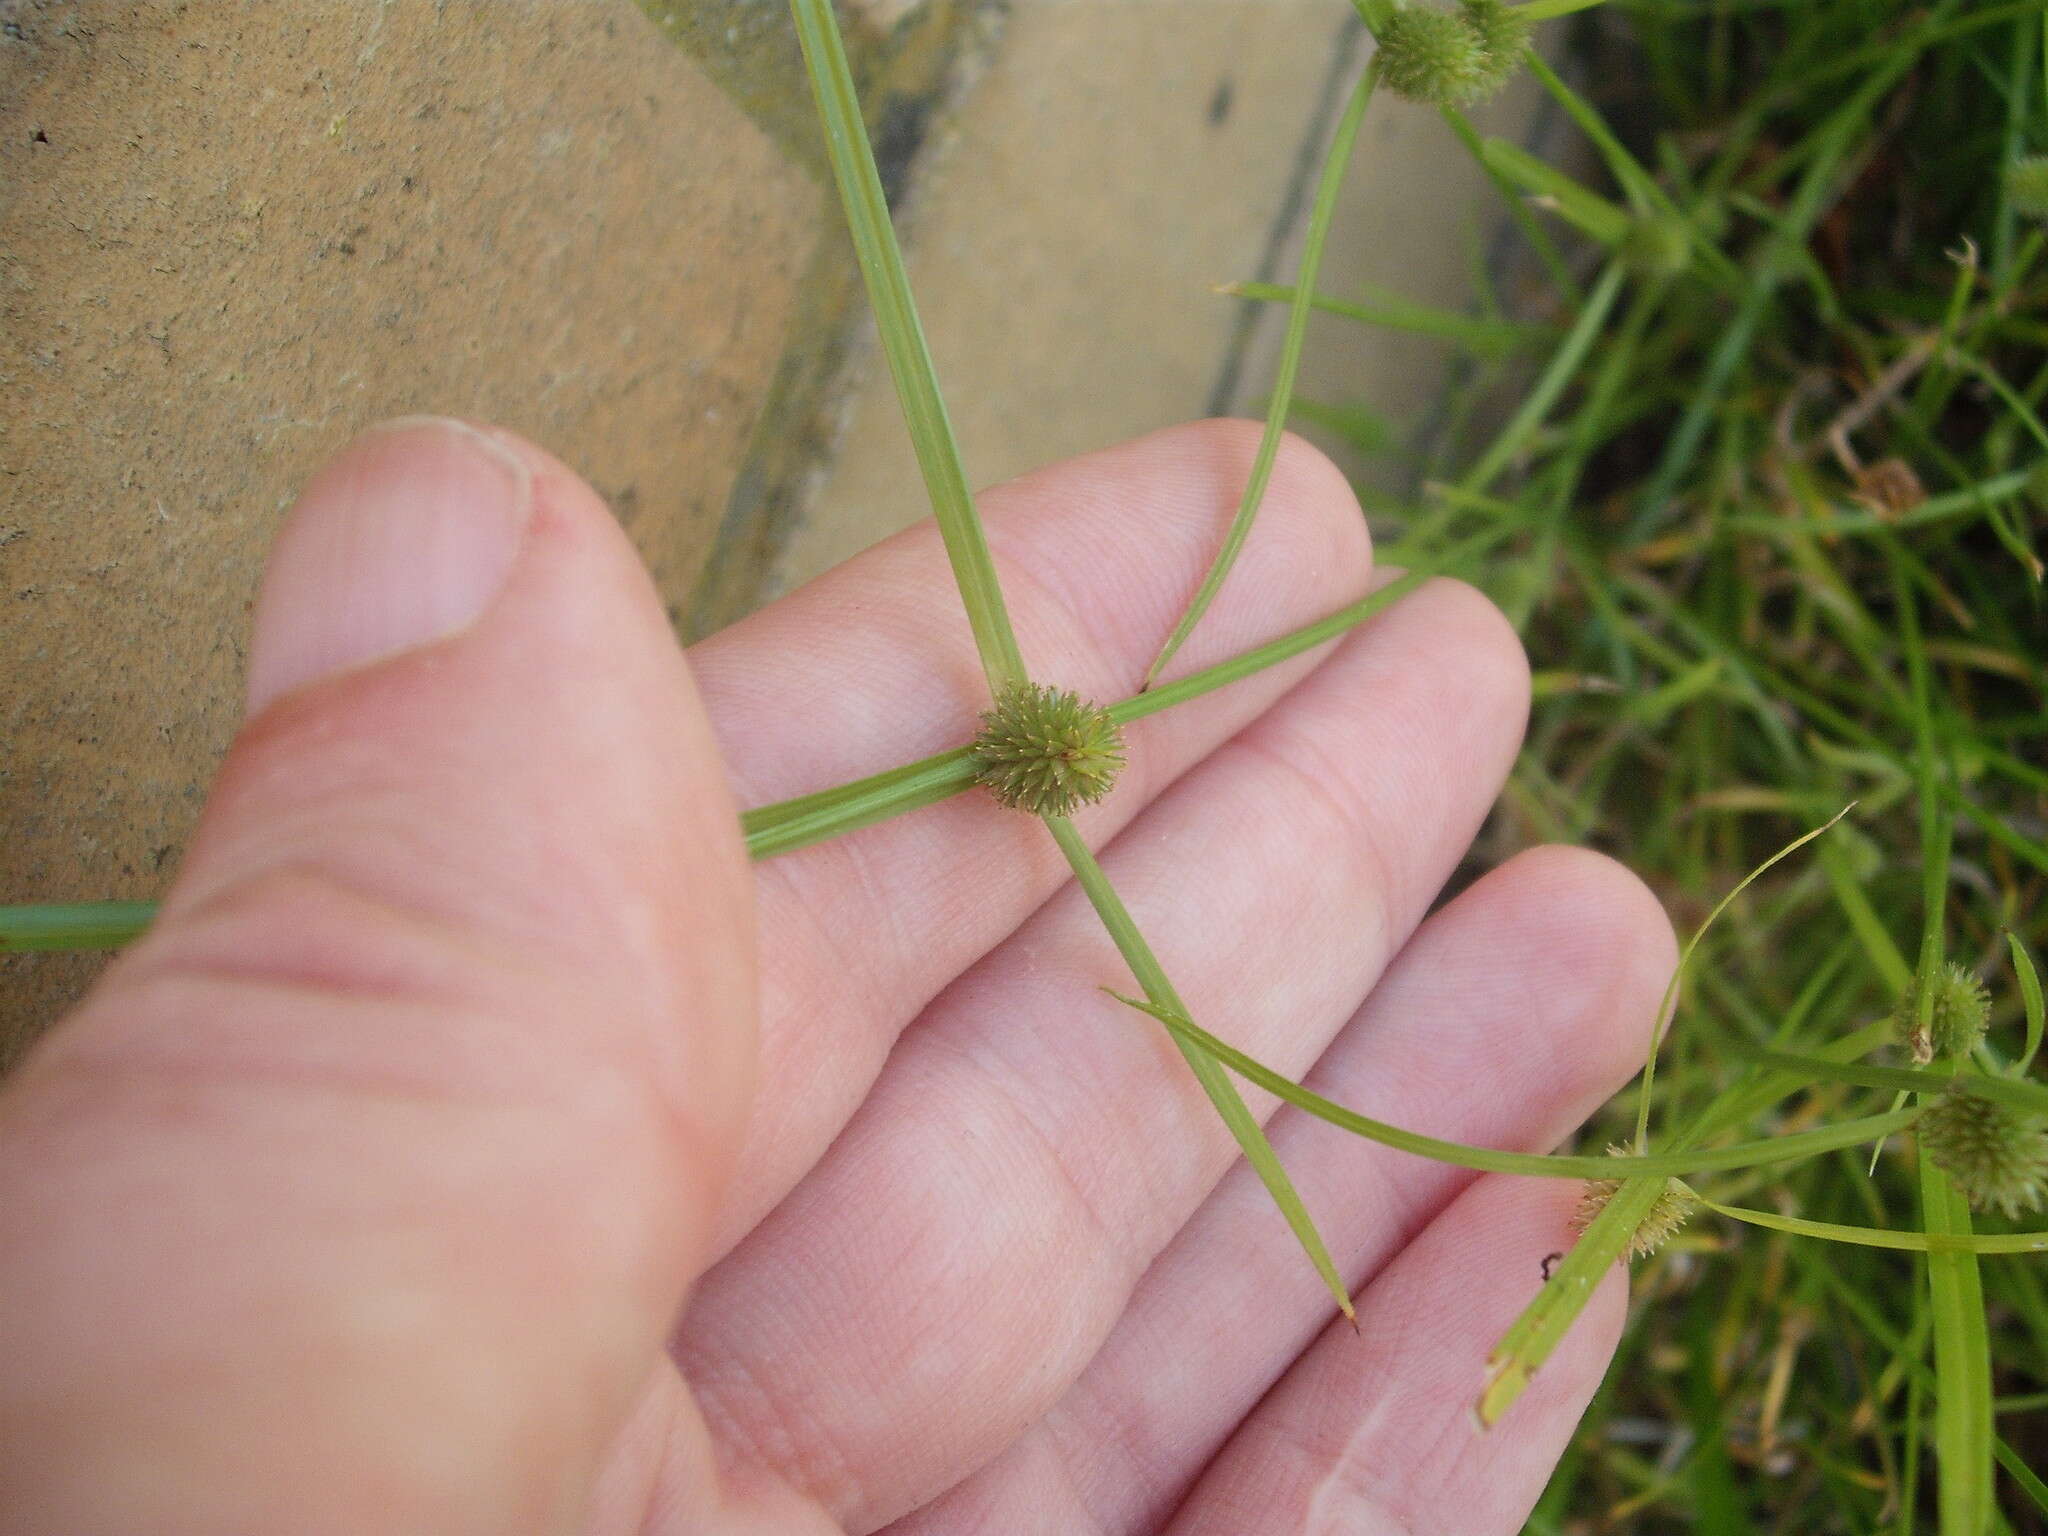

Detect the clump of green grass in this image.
[1344,2,2048,1527]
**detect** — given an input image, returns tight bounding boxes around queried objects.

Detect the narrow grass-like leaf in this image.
[1723,465,2039,540]
[787,0,1025,693]
[0,901,157,953]
[1631,41,1927,530]
[1515,0,1612,20]
[1144,64,1378,687]
[1459,261,1626,496]
[1885,526,1996,1534]
[1631,804,1857,1149]
[1112,991,1919,1180]
[1112,530,1505,725]
[1049,821,1355,1324]
[1922,1156,1996,1535]
[742,749,979,859]
[1477,137,1633,247]
[2010,933,2044,1077]
[1818,836,1915,993]
[1437,104,1581,305]
[1686,1020,1897,1151]
[1702,1197,2048,1255]
[1218,280,1556,357]
[2000,1440,2048,1518]
[1518,50,1740,291]
[1728,1046,2048,1120]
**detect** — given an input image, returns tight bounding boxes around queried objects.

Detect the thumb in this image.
[0,418,756,1534]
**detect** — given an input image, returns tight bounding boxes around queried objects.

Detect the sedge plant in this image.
[4,0,2047,1529]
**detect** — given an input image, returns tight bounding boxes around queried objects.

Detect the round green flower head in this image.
[1919,1083,2048,1221]
[1574,1148,1700,1261]
[1891,961,1991,1065]
[2006,155,2048,220]
[1459,0,1533,71]
[1377,0,1529,108]
[972,682,1126,818]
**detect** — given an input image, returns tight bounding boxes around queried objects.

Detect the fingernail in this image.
[246,416,533,713]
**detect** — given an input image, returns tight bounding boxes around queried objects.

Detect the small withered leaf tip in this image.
[972,681,1126,818]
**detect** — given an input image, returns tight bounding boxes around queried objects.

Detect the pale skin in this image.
[0,416,1673,1534]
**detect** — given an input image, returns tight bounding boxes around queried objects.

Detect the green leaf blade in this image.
[1048,819,1355,1323]
[1144,64,1379,687]
[787,0,1025,695]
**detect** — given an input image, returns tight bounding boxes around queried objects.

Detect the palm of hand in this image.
[616,423,1670,1534]
[0,420,1670,1535]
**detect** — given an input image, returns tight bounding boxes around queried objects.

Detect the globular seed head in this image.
[1377,6,1496,106]
[1377,0,1527,107]
[1919,1083,2048,1221]
[1573,1147,1700,1261]
[2006,155,2048,219]
[1459,0,1532,72]
[972,682,1126,818]
[1891,961,1991,1065]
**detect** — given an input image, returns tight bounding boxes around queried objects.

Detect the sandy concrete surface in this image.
[1,0,817,1048]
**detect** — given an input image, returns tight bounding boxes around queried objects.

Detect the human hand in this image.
[0,416,1673,1534]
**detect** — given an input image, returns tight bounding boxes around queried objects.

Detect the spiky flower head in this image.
[1573,1146,1700,1261]
[2006,155,2048,219]
[1459,0,1533,69]
[1377,1,1526,108]
[972,682,1125,818]
[1891,961,1991,1065]
[1918,1083,2048,1221]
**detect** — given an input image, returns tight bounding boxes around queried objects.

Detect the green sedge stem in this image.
[1113,989,1921,1180]
[1728,1045,2048,1120]
[1514,0,1609,18]
[0,902,159,953]
[1891,521,1996,1536]
[1216,280,1557,358]
[1630,804,1855,1151]
[1923,1153,1996,1535]
[787,0,1026,694]
[1702,1198,2048,1256]
[1050,820,1355,1324]
[1458,260,1626,498]
[3,533,1509,954]
[1144,62,1379,688]
[795,0,1347,1319]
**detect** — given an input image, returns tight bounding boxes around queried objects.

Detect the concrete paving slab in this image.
[772,4,1552,596]
[0,0,1565,1054]
[0,0,820,1048]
